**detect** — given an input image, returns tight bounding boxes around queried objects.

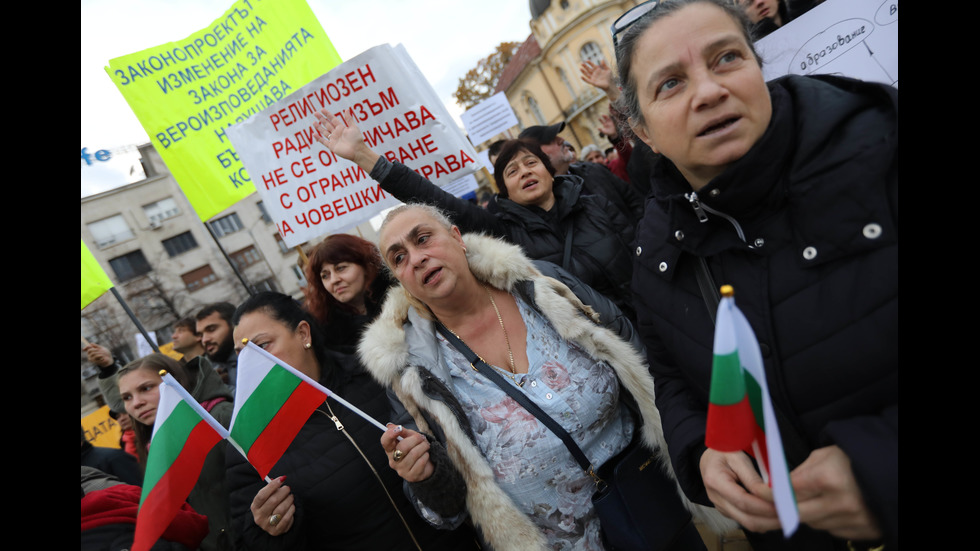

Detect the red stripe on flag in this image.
[132,422,223,551]
[246,382,325,479]
[706,395,757,452]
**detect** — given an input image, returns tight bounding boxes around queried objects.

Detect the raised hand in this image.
[313,108,380,171]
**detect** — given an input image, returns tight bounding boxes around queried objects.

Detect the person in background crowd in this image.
[172,317,205,361]
[614,0,897,549]
[226,291,479,551]
[313,109,638,321]
[581,144,607,166]
[196,302,239,389]
[518,122,643,223]
[117,353,235,551]
[81,425,143,487]
[358,203,727,551]
[82,466,209,551]
[108,408,139,460]
[487,138,507,166]
[580,58,658,195]
[302,233,393,355]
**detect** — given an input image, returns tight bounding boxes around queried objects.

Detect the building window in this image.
[209,213,243,237]
[292,265,308,285]
[275,233,290,254]
[557,67,576,99]
[525,94,545,125]
[108,250,151,282]
[161,231,199,257]
[257,201,272,223]
[88,214,135,248]
[254,277,279,293]
[580,41,604,65]
[230,245,262,271]
[143,197,180,225]
[182,265,218,292]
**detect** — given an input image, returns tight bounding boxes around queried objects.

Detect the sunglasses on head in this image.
[612,1,746,50]
[611,0,660,51]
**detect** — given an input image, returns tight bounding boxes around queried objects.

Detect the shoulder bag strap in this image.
[562,225,574,271]
[435,322,594,474]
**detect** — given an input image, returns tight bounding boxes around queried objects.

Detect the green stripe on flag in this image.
[709,350,746,406]
[231,365,302,453]
[140,401,204,502]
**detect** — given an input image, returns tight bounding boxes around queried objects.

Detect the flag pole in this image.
[242,341,389,432]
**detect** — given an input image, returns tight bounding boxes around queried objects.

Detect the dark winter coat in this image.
[371,158,637,320]
[567,159,644,222]
[631,74,897,550]
[224,355,479,551]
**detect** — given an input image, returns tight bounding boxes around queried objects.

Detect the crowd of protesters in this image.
[82,1,895,550]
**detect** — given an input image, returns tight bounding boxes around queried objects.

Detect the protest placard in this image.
[459,92,520,148]
[105,0,342,222]
[226,44,482,246]
[756,0,898,87]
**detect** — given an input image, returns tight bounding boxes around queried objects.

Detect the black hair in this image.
[195,302,236,324]
[233,292,340,390]
[491,139,557,198]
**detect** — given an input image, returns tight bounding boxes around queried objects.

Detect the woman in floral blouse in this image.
[356,203,728,551]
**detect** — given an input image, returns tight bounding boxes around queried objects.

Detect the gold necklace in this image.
[484,284,519,382]
[440,284,523,387]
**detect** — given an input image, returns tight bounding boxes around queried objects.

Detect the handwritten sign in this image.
[756,0,898,87]
[227,44,481,246]
[105,0,342,222]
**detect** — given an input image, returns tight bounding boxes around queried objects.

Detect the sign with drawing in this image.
[756,0,898,88]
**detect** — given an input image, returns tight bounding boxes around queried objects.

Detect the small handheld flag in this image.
[132,373,229,551]
[706,285,799,537]
[228,341,389,481]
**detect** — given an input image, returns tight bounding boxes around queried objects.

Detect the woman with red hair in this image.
[303,233,392,353]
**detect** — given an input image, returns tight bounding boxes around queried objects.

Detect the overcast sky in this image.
[81,0,533,197]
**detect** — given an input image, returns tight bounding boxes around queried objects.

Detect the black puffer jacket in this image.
[568,160,644,223]
[225,356,479,551]
[371,159,637,320]
[632,75,897,550]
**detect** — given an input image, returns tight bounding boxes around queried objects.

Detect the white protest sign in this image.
[227,44,482,246]
[756,0,898,88]
[136,332,158,358]
[442,173,479,198]
[459,92,520,147]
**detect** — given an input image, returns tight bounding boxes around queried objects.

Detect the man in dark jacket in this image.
[519,122,644,223]
[196,302,238,390]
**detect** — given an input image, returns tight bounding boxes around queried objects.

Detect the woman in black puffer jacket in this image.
[313,111,637,322]
[613,1,898,550]
[226,292,479,551]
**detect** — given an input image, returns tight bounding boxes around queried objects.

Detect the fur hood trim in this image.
[358,234,737,549]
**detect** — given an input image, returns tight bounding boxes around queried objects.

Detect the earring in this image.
[304,343,311,349]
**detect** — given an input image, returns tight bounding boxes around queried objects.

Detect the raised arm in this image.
[313,109,504,236]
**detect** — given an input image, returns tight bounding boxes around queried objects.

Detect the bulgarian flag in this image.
[705,285,799,537]
[227,342,329,480]
[132,373,229,551]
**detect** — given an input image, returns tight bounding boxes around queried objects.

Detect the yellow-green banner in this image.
[105,0,342,222]
[82,240,113,310]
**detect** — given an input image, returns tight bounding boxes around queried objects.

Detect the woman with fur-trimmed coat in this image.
[357,204,734,551]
